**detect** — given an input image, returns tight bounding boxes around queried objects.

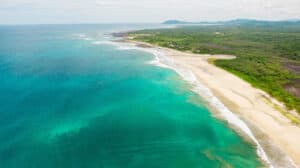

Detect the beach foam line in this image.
[91,41,117,45]
[119,43,274,168]
[89,39,142,51]
[72,33,93,41]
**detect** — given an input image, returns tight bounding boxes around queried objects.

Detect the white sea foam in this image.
[91,41,117,45]
[74,33,86,38]
[73,33,93,41]
[145,49,170,69]
[84,35,298,167]
[189,74,274,168]
[103,34,111,39]
[84,37,92,41]
[113,44,171,68]
[90,40,140,51]
[117,45,138,50]
[91,41,103,45]
[121,44,275,168]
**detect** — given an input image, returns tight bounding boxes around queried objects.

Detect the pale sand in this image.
[124,40,300,168]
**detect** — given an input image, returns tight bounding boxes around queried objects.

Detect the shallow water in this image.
[0,24,262,168]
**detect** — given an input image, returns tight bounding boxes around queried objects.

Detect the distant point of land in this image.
[162,19,300,25]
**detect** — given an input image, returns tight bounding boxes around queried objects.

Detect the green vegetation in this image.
[129,22,300,113]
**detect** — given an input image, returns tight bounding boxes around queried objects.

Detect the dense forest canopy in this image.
[129,21,300,114]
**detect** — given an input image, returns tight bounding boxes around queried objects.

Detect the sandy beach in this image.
[123,40,300,168]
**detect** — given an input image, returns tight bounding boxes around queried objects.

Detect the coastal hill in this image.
[163,19,213,24]
[163,19,300,25]
[163,20,199,24]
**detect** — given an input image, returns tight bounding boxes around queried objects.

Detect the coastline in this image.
[115,38,300,168]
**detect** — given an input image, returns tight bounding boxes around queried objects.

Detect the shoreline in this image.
[115,39,299,168]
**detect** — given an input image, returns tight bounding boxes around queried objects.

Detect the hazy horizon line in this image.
[0,18,299,26]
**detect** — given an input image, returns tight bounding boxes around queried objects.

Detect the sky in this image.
[0,0,299,24]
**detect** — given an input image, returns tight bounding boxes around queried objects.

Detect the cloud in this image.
[0,0,299,24]
[96,0,125,6]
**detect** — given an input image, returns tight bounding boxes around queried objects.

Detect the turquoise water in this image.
[0,24,262,168]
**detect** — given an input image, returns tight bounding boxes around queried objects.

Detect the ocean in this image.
[0,24,263,168]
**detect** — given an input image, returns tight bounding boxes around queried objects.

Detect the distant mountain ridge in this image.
[163,19,300,25]
[163,20,198,24]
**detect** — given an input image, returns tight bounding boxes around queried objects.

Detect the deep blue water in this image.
[0,24,262,168]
